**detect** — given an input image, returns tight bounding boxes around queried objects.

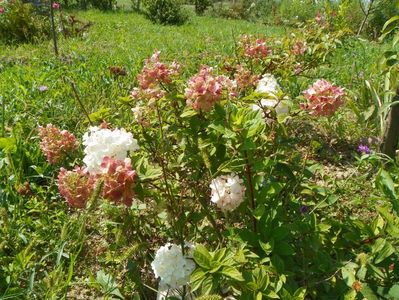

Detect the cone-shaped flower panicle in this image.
[83,126,139,174]
[151,243,196,289]
[210,173,246,212]
[38,124,79,164]
[240,34,271,60]
[131,51,179,101]
[301,79,345,116]
[185,66,232,111]
[137,51,180,89]
[234,65,259,90]
[57,167,97,208]
[100,157,136,207]
[292,41,307,55]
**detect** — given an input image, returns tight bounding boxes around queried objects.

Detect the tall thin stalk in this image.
[49,0,59,56]
[244,150,257,232]
[63,77,93,125]
[1,96,5,137]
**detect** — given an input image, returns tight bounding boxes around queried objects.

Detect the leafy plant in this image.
[142,0,189,25]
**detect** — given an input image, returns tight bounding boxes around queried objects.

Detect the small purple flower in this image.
[357,144,370,154]
[39,85,48,92]
[300,205,309,214]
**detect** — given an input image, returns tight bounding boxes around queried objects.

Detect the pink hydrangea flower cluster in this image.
[52,2,60,9]
[57,167,97,208]
[240,35,271,60]
[57,157,137,208]
[0,7,4,14]
[234,65,259,90]
[185,66,232,111]
[100,156,137,207]
[131,51,180,101]
[38,124,79,164]
[301,79,345,116]
[292,41,307,56]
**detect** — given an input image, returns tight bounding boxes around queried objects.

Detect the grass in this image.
[0,11,385,131]
[0,11,286,132]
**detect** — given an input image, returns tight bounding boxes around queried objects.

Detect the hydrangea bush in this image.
[26,22,399,299]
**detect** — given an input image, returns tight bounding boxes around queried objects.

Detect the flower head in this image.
[301,79,345,116]
[151,243,196,289]
[255,73,280,95]
[292,41,307,55]
[39,85,48,92]
[57,166,97,208]
[83,126,139,174]
[234,65,259,90]
[357,144,371,154]
[38,124,79,164]
[240,35,271,60]
[100,157,136,207]
[210,173,245,212]
[131,51,179,102]
[185,66,232,111]
[300,205,309,214]
[0,7,4,14]
[52,2,60,9]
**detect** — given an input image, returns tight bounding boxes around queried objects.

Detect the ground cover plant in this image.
[1,4,399,300]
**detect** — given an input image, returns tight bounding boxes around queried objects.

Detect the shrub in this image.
[210,0,254,20]
[0,0,50,43]
[143,0,189,25]
[194,0,210,15]
[278,0,325,24]
[88,0,116,10]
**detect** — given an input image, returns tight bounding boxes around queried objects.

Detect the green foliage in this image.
[278,0,321,23]
[143,0,189,25]
[88,0,116,10]
[194,0,210,16]
[0,0,50,43]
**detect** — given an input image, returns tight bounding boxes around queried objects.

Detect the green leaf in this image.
[95,270,124,299]
[341,264,356,287]
[373,239,395,264]
[266,291,280,299]
[274,241,294,256]
[85,107,111,124]
[360,284,379,300]
[381,16,399,39]
[180,107,198,118]
[221,266,244,281]
[0,137,16,152]
[259,239,274,255]
[201,275,215,295]
[293,287,307,300]
[193,245,212,269]
[388,284,399,298]
[190,268,207,292]
[271,254,285,273]
[376,169,399,213]
[212,248,226,263]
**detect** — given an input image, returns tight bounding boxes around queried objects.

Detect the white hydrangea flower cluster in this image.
[210,173,246,212]
[255,73,280,94]
[151,243,196,289]
[82,126,139,173]
[252,74,289,117]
